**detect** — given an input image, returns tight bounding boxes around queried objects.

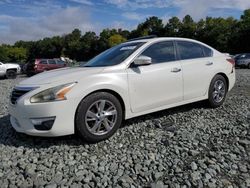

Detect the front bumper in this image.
[9,98,76,137]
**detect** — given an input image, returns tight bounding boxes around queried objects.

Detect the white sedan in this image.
[9,37,235,142]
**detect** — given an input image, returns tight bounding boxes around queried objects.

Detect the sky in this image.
[0,0,250,44]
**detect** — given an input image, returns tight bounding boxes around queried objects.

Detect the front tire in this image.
[6,70,17,79]
[208,75,228,108]
[75,92,123,142]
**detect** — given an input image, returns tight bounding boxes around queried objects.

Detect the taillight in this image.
[227,58,235,67]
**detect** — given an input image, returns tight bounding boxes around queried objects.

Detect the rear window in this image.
[177,41,204,60]
[39,60,47,64]
[48,60,56,64]
[56,60,65,65]
[203,46,213,57]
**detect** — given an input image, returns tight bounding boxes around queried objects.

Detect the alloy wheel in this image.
[212,80,226,103]
[85,99,117,135]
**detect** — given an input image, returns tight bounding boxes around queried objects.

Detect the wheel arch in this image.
[7,68,17,72]
[74,89,127,126]
[216,72,229,90]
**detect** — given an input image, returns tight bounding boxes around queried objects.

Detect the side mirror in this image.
[133,55,152,66]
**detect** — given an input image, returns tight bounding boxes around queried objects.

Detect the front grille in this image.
[11,87,32,104]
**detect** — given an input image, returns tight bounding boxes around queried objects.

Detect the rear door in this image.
[56,59,66,68]
[127,41,183,113]
[47,59,57,70]
[176,41,214,100]
[37,59,48,72]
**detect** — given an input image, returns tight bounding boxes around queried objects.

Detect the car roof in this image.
[128,37,196,42]
[124,37,221,56]
[126,37,215,50]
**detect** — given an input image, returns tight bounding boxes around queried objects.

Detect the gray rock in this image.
[191,171,201,181]
[191,162,198,171]
[45,183,57,188]
[239,139,250,146]
[245,178,250,187]
[204,173,212,181]
[110,163,118,172]
[153,172,163,180]
[207,168,217,177]
[151,181,164,188]
[238,164,248,173]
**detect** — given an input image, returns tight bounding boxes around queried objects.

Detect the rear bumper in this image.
[228,70,236,91]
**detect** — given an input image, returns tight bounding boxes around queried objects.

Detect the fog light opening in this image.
[31,117,55,131]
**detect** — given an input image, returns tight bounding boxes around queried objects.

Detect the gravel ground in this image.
[0,70,249,188]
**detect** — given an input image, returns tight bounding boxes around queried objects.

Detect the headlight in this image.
[30,82,76,103]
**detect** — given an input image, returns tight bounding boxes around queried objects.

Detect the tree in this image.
[0,45,9,62]
[129,16,164,38]
[2,9,250,62]
[80,31,98,60]
[230,9,250,53]
[196,17,238,52]
[108,34,126,47]
[97,29,119,52]
[0,45,27,63]
[63,29,82,60]
[179,15,196,38]
[165,17,182,37]
[7,47,27,63]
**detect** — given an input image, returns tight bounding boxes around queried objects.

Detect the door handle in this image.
[171,67,181,73]
[206,62,213,66]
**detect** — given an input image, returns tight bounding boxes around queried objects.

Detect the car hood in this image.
[18,67,104,86]
[5,63,20,67]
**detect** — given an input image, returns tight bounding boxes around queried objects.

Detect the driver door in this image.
[127,41,183,113]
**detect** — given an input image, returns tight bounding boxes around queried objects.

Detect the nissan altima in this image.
[9,37,235,142]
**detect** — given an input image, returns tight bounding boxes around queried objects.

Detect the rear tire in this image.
[6,70,17,79]
[208,75,227,108]
[75,92,123,142]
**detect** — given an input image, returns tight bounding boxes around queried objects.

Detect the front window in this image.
[82,42,145,67]
[140,41,176,64]
[48,60,56,64]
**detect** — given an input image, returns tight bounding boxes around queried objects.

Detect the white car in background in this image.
[9,37,235,142]
[0,62,21,79]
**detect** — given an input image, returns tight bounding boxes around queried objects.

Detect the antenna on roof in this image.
[128,35,158,42]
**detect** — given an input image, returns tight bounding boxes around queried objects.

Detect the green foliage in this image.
[1,9,250,63]
[0,45,27,63]
[129,16,164,38]
[179,15,196,38]
[165,17,181,37]
[0,45,9,62]
[108,34,126,47]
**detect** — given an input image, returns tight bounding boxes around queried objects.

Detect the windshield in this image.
[82,42,145,67]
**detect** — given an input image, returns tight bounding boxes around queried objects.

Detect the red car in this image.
[34,59,67,73]
[25,59,67,76]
